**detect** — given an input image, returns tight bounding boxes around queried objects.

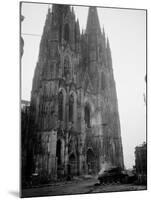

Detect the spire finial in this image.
[107,37,110,48]
[48,4,51,12]
[103,26,105,35]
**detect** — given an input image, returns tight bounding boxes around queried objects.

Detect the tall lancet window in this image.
[59,24,62,43]
[64,56,71,78]
[84,104,91,128]
[58,91,63,121]
[64,23,69,42]
[101,72,106,90]
[69,94,74,122]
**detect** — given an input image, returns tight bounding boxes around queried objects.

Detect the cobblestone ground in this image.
[21,177,147,198]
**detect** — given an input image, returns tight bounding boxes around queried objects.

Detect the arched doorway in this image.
[84,104,91,128]
[56,139,64,178]
[86,148,96,174]
[58,91,63,121]
[68,153,77,175]
[69,94,74,122]
[56,139,62,166]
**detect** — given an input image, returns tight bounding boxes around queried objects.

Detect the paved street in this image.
[22,176,146,198]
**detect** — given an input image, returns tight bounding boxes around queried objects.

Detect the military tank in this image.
[98,166,127,184]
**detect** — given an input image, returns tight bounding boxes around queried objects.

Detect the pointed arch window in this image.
[101,72,106,90]
[64,23,70,42]
[69,94,74,122]
[59,24,62,43]
[58,91,63,121]
[56,139,62,165]
[64,56,71,78]
[84,104,91,128]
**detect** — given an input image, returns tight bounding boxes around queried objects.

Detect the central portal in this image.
[56,139,63,178]
[87,148,96,174]
[69,153,77,176]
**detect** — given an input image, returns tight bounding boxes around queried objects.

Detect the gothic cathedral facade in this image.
[30,5,124,180]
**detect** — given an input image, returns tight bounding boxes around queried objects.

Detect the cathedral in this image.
[29,4,124,181]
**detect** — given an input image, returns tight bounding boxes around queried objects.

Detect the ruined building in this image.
[29,5,124,180]
[135,142,147,184]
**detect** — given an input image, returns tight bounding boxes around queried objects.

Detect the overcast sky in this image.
[21,2,146,169]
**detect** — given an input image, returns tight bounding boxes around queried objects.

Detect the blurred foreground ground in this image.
[21,176,146,198]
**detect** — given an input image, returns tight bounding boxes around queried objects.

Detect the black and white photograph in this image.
[20,1,147,198]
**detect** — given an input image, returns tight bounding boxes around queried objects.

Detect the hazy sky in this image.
[21,2,146,169]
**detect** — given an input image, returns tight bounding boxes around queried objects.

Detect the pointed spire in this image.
[106,37,111,56]
[102,26,106,48]
[72,6,74,13]
[86,6,101,34]
[75,19,80,52]
[106,37,112,68]
[71,6,76,19]
[38,7,52,59]
[82,28,84,35]
[106,37,110,48]
[76,19,80,35]
[103,26,105,37]
[44,7,52,32]
[77,18,79,26]
[48,4,51,13]
[75,19,80,42]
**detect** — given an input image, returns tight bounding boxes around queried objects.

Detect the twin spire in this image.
[44,5,112,67]
[86,6,101,34]
[86,7,111,49]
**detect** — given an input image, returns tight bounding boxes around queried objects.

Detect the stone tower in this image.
[29,5,124,181]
